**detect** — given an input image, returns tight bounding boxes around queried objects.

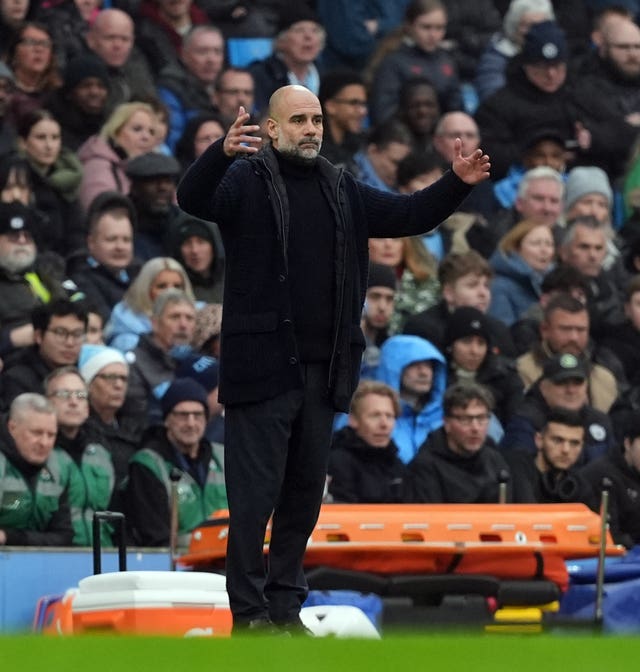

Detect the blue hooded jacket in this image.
[375,335,447,464]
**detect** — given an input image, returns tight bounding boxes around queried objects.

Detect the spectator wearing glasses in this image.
[125,377,226,547]
[405,382,511,503]
[212,67,256,130]
[79,344,142,485]
[1,299,87,409]
[45,366,117,547]
[5,22,62,124]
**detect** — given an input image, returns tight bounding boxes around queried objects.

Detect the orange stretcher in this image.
[179,503,626,592]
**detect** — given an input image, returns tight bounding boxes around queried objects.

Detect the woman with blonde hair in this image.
[104,256,195,352]
[77,101,157,211]
[488,218,555,326]
[369,234,440,333]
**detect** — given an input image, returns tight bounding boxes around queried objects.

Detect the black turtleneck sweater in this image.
[275,150,336,363]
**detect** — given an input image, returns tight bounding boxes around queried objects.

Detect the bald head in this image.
[433,112,480,163]
[268,85,319,120]
[266,85,323,164]
[601,17,640,79]
[88,9,134,68]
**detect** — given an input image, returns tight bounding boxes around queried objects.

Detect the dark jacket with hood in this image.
[166,213,225,304]
[177,138,472,411]
[328,426,406,503]
[405,427,511,503]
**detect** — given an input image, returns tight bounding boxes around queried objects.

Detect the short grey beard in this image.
[0,248,36,274]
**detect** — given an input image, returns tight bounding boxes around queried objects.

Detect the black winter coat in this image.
[177,139,472,411]
[474,58,576,180]
[328,427,406,503]
[405,428,511,503]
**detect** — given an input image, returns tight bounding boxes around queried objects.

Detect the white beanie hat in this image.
[565,166,613,210]
[78,344,128,383]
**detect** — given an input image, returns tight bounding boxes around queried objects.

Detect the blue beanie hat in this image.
[175,355,219,392]
[161,377,209,418]
[78,344,128,383]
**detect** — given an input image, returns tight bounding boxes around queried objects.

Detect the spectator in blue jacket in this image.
[375,334,447,463]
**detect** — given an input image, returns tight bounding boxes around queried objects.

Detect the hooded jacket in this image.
[375,335,447,464]
[177,139,471,412]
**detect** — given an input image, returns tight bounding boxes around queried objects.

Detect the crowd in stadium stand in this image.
[1,0,640,552]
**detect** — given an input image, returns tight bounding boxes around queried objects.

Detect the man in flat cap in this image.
[124,152,183,260]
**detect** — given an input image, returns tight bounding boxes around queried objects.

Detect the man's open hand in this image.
[223,106,263,157]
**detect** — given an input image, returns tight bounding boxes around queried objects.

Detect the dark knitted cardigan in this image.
[177,139,472,411]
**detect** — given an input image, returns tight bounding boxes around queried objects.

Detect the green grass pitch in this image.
[3,633,640,672]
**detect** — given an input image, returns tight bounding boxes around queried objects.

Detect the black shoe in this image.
[276,618,315,637]
[234,617,291,637]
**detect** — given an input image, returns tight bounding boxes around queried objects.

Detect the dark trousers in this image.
[224,363,335,625]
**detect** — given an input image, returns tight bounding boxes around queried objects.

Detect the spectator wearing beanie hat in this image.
[564,166,613,225]
[444,307,524,428]
[248,6,325,114]
[167,215,225,303]
[78,343,143,484]
[475,19,575,181]
[125,377,226,547]
[44,55,110,152]
[361,262,397,379]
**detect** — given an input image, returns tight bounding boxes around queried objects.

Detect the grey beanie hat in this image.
[564,166,613,210]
